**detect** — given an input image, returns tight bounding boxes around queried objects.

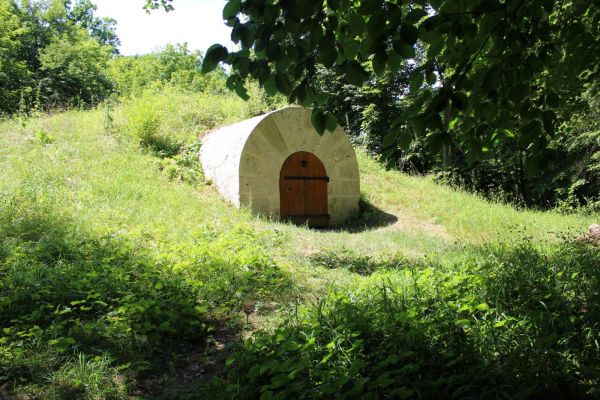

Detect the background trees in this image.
[0,0,32,112]
[0,0,117,114]
[203,0,600,159]
[198,0,599,210]
[108,43,229,98]
[2,0,598,210]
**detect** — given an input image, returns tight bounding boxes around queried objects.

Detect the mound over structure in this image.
[199,107,360,227]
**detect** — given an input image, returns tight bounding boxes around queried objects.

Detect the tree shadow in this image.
[315,198,398,233]
[225,240,600,399]
[0,208,252,399]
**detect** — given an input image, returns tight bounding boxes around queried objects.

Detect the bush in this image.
[226,242,600,399]
[0,189,292,396]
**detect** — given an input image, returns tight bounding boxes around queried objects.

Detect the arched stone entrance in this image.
[279,151,329,227]
[199,107,360,226]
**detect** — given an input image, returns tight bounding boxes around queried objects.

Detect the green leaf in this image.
[502,128,515,138]
[397,129,412,149]
[222,0,240,20]
[321,351,334,363]
[387,51,402,70]
[239,25,254,47]
[275,73,292,95]
[405,8,427,23]
[226,74,238,90]
[367,13,385,37]
[316,91,329,105]
[393,40,416,58]
[324,112,337,132]
[400,23,419,45]
[410,116,426,135]
[202,44,228,73]
[311,109,326,135]
[372,52,387,75]
[318,35,337,68]
[494,320,507,328]
[343,61,369,86]
[427,37,444,58]
[426,71,436,85]
[448,117,459,130]
[263,74,277,96]
[383,131,396,148]
[235,82,250,100]
[260,391,274,400]
[409,70,424,93]
[341,39,360,61]
[475,303,489,311]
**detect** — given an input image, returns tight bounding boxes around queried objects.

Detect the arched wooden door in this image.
[279,151,329,227]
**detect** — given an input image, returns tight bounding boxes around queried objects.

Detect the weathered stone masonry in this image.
[199,107,360,226]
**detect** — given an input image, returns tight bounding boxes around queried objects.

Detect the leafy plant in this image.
[197,0,600,170]
[35,129,54,144]
[43,353,127,400]
[227,242,600,399]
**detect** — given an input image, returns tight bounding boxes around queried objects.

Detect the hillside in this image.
[1,100,599,399]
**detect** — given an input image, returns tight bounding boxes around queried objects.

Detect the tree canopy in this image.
[183,0,600,170]
[0,0,118,114]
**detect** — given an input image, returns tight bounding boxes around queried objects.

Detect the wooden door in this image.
[279,151,329,227]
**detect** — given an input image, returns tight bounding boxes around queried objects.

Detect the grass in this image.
[0,87,598,398]
[271,150,593,261]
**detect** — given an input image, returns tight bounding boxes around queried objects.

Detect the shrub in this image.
[226,242,600,399]
[0,190,292,396]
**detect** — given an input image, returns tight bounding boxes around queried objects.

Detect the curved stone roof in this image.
[199,106,360,225]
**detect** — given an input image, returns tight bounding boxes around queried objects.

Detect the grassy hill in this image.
[1,92,598,399]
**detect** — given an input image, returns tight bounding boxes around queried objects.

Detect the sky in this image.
[93,0,235,55]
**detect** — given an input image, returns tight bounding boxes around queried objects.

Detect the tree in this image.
[0,0,31,112]
[69,0,120,53]
[108,44,229,97]
[182,0,600,170]
[39,28,112,107]
[314,64,413,154]
[0,0,118,115]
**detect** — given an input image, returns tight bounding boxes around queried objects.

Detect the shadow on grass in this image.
[312,198,398,233]
[225,241,600,399]
[0,208,251,399]
[307,248,417,276]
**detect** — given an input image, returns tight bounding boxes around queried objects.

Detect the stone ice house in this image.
[199,107,360,227]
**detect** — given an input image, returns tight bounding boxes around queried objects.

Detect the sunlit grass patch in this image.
[0,87,597,398]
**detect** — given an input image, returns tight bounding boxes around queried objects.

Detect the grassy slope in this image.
[0,103,597,398]
[271,142,594,265]
[1,106,595,286]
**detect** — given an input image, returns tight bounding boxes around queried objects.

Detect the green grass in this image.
[272,150,593,261]
[0,88,598,399]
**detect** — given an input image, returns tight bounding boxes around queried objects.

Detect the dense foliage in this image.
[0,93,597,397]
[0,87,289,398]
[0,0,117,115]
[198,0,600,171]
[0,1,599,398]
[227,243,600,399]
[108,44,229,98]
[319,65,600,209]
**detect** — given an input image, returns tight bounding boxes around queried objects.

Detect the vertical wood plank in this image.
[279,151,329,227]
